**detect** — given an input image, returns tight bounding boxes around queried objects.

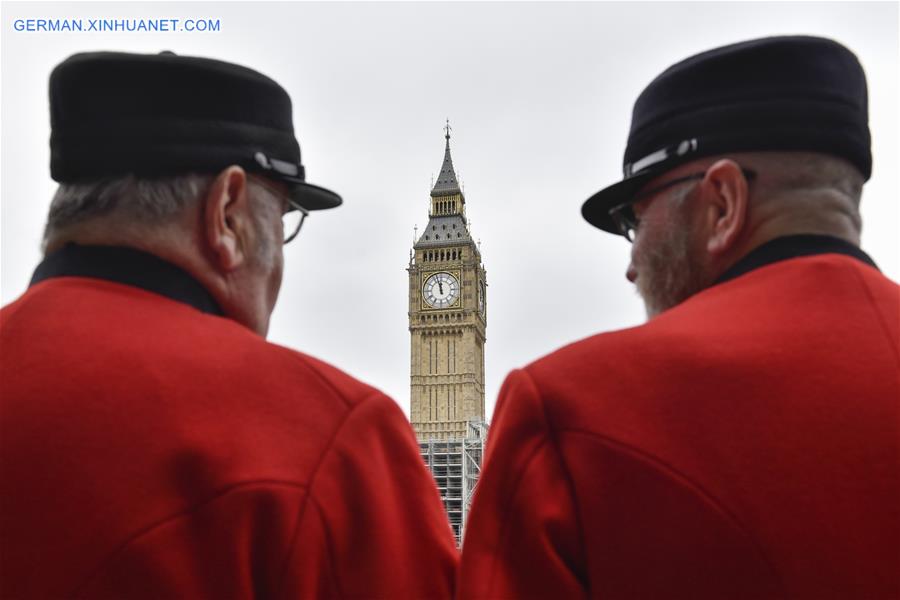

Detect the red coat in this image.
[459,241,899,599]
[0,245,457,599]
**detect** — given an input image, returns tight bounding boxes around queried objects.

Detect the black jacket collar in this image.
[716,234,878,286]
[30,243,223,316]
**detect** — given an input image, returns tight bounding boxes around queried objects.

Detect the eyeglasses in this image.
[248,175,309,245]
[609,168,756,242]
[281,201,308,245]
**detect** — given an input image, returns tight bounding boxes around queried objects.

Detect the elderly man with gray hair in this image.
[459,36,898,600]
[0,51,457,598]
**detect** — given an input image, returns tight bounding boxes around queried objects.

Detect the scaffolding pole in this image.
[419,419,489,546]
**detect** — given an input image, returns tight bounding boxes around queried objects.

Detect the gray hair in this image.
[743,152,864,234]
[748,152,863,201]
[44,171,285,268]
[43,173,213,246]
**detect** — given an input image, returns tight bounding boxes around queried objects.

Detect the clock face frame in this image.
[478,280,485,314]
[422,271,460,309]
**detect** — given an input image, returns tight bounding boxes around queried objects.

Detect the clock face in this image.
[423,272,460,309]
[478,281,485,314]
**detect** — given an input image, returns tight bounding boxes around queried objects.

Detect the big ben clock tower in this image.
[408,123,487,442]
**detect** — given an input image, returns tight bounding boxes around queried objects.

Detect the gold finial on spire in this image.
[444,118,452,142]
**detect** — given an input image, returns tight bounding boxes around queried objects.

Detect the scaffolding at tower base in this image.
[418,419,488,546]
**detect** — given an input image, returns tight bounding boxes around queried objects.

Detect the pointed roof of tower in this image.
[416,121,475,249]
[431,120,462,197]
[415,214,472,247]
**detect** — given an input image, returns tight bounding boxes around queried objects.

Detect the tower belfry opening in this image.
[407,123,488,545]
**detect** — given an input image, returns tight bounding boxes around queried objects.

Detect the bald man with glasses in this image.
[459,36,898,600]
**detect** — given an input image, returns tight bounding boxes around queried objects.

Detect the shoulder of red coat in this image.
[261,340,387,409]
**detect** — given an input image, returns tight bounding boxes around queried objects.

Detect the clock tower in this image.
[408,124,487,442]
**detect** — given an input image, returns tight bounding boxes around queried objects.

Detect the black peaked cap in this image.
[49,51,341,211]
[582,36,871,234]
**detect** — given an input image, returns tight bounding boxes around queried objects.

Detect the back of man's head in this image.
[42,51,343,335]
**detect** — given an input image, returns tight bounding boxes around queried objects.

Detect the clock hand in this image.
[438,281,444,295]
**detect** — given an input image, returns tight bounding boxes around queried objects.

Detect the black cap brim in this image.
[284,179,343,211]
[581,171,655,234]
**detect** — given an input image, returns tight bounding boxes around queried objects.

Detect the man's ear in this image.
[701,159,750,255]
[204,166,252,272]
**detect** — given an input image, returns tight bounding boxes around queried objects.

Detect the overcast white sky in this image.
[2,1,898,421]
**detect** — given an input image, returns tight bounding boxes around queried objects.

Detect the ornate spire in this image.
[415,121,472,247]
[431,119,461,197]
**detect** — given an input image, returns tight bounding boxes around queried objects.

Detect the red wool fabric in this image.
[459,254,899,599]
[0,277,458,599]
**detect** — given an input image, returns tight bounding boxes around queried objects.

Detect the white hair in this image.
[43,172,284,267]
[43,173,214,246]
[743,152,864,235]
